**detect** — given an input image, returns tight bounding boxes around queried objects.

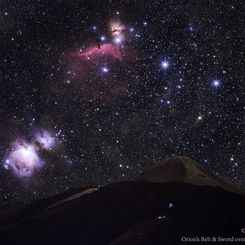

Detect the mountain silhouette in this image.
[0,156,245,245]
[133,156,245,195]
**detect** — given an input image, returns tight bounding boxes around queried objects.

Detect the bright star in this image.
[114,37,122,44]
[100,35,106,41]
[197,115,203,122]
[212,79,221,87]
[161,60,170,69]
[101,67,109,73]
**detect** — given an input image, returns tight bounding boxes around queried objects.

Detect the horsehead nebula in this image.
[3,140,43,178]
[65,40,139,102]
[78,44,123,61]
[62,18,140,102]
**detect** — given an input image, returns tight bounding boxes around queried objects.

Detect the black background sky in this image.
[0,0,244,204]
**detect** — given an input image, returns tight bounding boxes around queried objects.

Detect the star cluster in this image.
[0,0,244,203]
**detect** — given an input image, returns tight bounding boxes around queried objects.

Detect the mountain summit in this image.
[1,156,245,245]
[134,156,245,195]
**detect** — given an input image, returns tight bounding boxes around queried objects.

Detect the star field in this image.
[0,0,245,203]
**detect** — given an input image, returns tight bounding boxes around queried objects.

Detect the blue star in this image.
[161,60,170,69]
[101,67,109,73]
[100,35,106,41]
[212,79,221,87]
[113,36,122,44]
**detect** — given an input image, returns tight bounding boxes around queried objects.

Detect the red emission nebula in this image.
[79,44,123,61]
[66,42,140,102]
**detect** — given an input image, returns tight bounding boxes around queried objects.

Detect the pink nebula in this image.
[63,42,139,102]
[3,140,43,178]
[78,43,123,61]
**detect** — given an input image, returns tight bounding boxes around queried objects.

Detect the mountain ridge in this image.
[133,156,245,195]
[1,156,245,245]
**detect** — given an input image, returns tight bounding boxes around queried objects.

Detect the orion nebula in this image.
[3,140,43,178]
[2,129,60,178]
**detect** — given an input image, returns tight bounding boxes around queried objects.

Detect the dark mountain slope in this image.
[134,156,245,195]
[0,157,245,245]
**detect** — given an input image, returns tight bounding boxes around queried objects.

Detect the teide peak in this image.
[0,156,245,245]
[133,156,245,195]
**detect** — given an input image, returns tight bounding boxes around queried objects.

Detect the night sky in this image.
[0,0,244,204]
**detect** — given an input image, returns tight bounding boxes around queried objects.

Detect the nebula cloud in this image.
[65,39,138,102]
[80,44,123,60]
[110,21,126,44]
[2,129,59,178]
[3,140,43,178]
[34,129,56,151]
[110,22,125,36]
